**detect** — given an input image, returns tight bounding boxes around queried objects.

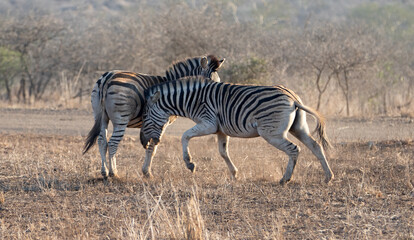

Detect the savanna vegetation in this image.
[0,130,413,239]
[0,0,413,116]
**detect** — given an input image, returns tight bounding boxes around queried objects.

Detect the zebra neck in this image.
[157,79,214,119]
[165,70,202,81]
[164,59,202,81]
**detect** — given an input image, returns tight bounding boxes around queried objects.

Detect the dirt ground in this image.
[0,108,413,239]
[1,107,413,141]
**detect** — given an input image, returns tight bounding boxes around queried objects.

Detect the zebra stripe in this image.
[84,55,225,179]
[140,77,334,184]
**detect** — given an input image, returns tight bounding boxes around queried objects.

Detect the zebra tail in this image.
[295,103,332,151]
[83,110,102,155]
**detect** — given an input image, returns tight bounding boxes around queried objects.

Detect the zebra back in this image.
[100,71,165,108]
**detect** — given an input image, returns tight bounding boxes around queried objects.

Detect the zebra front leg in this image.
[181,123,218,173]
[107,124,127,178]
[141,120,171,178]
[142,139,159,178]
[217,132,238,179]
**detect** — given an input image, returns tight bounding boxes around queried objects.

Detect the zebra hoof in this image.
[143,171,153,179]
[109,172,120,179]
[279,178,290,185]
[187,163,196,173]
[324,174,334,184]
[231,171,238,180]
[101,171,109,180]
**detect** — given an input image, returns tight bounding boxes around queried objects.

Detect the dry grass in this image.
[0,133,413,239]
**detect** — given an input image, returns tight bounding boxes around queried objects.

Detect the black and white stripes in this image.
[140,77,334,184]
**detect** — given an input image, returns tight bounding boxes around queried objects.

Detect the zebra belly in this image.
[219,124,259,138]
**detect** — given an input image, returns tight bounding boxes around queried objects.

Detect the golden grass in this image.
[0,133,413,239]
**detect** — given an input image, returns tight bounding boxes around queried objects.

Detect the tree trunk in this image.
[316,93,322,111]
[79,86,83,104]
[17,78,26,103]
[344,70,350,116]
[336,70,350,116]
[382,91,387,115]
[315,69,323,110]
[4,78,12,103]
[315,67,333,111]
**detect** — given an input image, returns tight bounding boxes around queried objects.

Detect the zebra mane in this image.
[144,76,213,100]
[164,55,221,80]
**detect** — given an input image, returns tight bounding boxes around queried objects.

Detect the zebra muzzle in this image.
[140,132,149,149]
[151,138,160,145]
[140,132,160,149]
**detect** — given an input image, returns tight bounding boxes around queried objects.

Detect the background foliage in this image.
[0,0,413,116]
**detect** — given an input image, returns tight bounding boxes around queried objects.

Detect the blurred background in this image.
[0,0,413,117]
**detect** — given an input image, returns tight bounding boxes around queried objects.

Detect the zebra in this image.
[139,77,334,184]
[83,55,225,179]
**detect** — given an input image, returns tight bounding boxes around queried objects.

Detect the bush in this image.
[222,56,270,85]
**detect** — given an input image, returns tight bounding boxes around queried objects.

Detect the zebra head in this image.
[202,55,225,82]
[140,90,169,149]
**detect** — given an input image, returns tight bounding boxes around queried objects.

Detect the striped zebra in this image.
[140,77,334,184]
[83,56,225,179]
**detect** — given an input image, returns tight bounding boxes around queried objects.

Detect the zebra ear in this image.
[201,56,208,69]
[150,91,161,103]
[217,58,226,69]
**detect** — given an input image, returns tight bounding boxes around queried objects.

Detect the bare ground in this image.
[1,107,414,141]
[0,108,413,239]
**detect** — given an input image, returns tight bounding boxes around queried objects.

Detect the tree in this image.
[296,23,377,116]
[327,25,377,116]
[0,47,21,102]
[0,14,65,101]
[298,24,337,111]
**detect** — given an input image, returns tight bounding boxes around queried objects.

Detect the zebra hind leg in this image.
[217,132,238,179]
[107,124,127,178]
[290,129,334,183]
[289,110,334,183]
[98,115,109,179]
[261,134,300,185]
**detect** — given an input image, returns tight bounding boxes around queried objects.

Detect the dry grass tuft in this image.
[0,192,4,205]
[0,133,413,239]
